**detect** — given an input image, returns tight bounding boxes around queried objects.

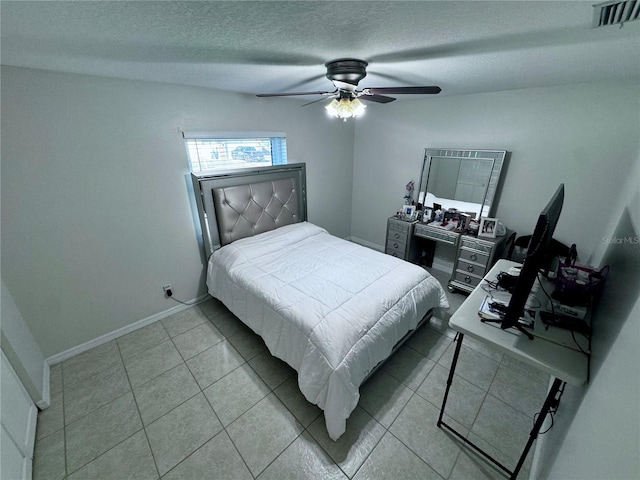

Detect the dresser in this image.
[450,234,509,293]
[385,217,419,262]
[386,217,510,292]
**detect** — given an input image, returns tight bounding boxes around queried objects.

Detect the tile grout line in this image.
[148,311,267,479]
[39,297,534,480]
[199,394,256,480]
[381,390,446,479]
[115,332,163,480]
[36,307,218,480]
[60,339,159,479]
[217,346,297,479]
[410,328,497,479]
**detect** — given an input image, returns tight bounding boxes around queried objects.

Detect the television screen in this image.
[501,184,565,336]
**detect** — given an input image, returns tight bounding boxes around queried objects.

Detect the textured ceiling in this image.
[1,1,639,100]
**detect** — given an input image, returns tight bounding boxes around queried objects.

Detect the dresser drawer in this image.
[386,236,407,253]
[451,270,483,289]
[388,219,411,234]
[456,259,488,277]
[460,237,493,254]
[385,246,405,258]
[459,247,490,267]
[387,229,409,243]
[414,224,459,245]
[385,217,419,262]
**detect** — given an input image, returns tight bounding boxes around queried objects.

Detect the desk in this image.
[438,259,590,479]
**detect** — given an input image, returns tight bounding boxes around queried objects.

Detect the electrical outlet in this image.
[163,284,172,292]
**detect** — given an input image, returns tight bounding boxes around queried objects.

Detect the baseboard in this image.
[347,236,384,252]
[46,294,210,365]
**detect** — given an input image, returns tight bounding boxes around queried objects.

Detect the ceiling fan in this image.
[256,58,441,120]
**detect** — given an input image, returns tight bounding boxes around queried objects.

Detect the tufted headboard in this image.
[191,164,307,257]
[213,178,300,246]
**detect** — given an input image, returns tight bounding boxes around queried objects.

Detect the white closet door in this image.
[1,352,37,480]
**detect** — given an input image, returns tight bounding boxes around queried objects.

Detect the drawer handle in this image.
[470,253,477,261]
[467,264,475,272]
[464,275,472,284]
[393,243,399,248]
[394,233,400,239]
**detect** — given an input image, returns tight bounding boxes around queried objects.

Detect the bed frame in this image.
[191,163,307,257]
[191,163,440,436]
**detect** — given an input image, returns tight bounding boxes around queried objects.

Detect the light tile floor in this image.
[33,270,549,480]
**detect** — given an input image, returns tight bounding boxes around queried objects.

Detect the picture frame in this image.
[422,207,433,223]
[459,213,472,231]
[479,217,498,238]
[402,205,415,219]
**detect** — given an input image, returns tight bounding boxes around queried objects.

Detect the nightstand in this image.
[385,217,419,262]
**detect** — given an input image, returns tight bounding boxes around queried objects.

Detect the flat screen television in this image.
[501,184,565,338]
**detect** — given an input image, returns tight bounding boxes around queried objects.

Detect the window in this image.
[183,132,287,173]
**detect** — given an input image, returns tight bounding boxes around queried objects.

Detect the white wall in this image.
[1,66,354,357]
[351,81,640,266]
[532,151,640,480]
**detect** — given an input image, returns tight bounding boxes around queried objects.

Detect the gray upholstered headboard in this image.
[191,163,307,257]
[213,178,300,246]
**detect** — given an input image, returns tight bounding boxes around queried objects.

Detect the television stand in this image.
[502,322,534,340]
[479,298,535,340]
[480,317,535,340]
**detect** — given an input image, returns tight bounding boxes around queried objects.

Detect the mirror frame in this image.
[418,148,506,220]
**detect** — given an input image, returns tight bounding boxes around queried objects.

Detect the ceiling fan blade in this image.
[301,95,337,107]
[359,94,396,104]
[256,90,335,98]
[365,86,442,95]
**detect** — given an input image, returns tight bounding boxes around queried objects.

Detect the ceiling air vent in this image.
[593,0,640,27]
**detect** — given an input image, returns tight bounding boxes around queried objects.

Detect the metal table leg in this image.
[511,377,564,478]
[437,332,566,479]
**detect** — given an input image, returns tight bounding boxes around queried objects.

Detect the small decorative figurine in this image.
[403,180,415,205]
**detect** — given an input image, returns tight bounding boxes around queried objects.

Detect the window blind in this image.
[183,132,287,173]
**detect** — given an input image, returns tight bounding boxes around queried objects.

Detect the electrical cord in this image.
[481,277,501,294]
[534,382,566,435]
[165,288,204,306]
[534,410,554,434]
[169,295,200,306]
[482,273,542,310]
[536,272,590,355]
[536,272,556,315]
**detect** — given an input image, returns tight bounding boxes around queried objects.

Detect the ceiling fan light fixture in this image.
[325,99,339,116]
[325,97,366,122]
[351,98,366,116]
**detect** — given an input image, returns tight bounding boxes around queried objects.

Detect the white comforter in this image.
[206,222,449,440]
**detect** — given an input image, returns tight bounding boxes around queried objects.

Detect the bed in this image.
[191,164,449,440]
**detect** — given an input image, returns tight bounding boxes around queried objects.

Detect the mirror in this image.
[417,148,506,220]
